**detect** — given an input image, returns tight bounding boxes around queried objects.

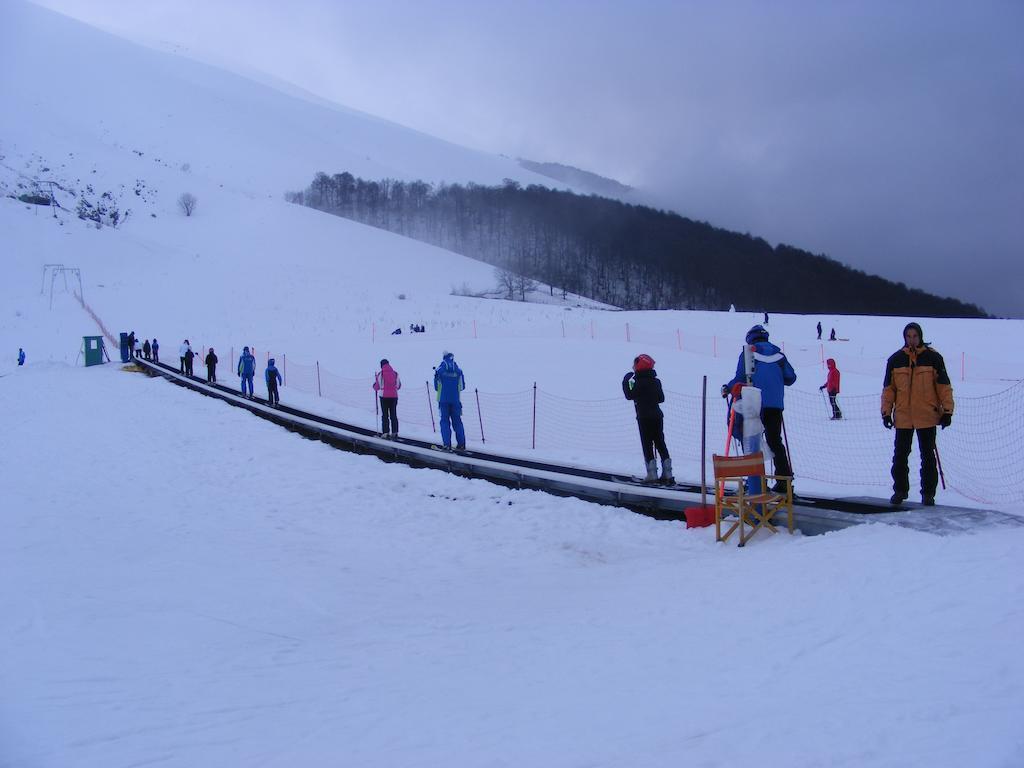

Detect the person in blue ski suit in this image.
[237,346,256,398]
[151,338,160,362]
[722,324,797,489]
[433,351,466,450]
[265,358,283,406]
[18,348,25,366]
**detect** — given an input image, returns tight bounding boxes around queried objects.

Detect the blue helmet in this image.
[746,325,769,344]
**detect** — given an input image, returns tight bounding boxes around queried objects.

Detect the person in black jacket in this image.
[622,353,673,483]
[205,348,218,383]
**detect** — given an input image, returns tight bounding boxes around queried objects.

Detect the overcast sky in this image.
[35,0,1024,316]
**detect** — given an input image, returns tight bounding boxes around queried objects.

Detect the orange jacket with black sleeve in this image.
[881,344,954,429]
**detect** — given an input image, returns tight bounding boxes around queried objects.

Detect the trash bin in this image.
[119,332,130,363]
[84,335,105,367]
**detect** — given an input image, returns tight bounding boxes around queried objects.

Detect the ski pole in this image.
[820,388,831,416]
[935,444,946,490]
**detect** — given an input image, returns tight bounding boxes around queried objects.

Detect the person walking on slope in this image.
[143,339,151,360]
[882,322,954,506]
[151,338,160,362]
[265,358,282,406]
[238,346,256,398]
[820,358,842,419]
[373,358,401,438]
[723,324,797,492]
[17,348,25,366]
[622,354,673,484]
[205,347,218,383]
[816,321,822,340]
[179,339,192,375]
[433,351,466,451]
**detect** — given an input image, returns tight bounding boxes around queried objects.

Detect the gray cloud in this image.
[35,0,1024,315]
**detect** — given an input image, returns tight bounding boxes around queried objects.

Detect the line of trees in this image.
[286,172,986,317]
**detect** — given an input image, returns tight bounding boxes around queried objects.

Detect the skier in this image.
[184,345,195,376]
[265,358,283,406]
[373,358,401,438]
[128,331,136,358]
[133,337,142,358]
[433,351,466,451]
[178,339,192,374]
[143,339,152,360]
[816,321,822,340]
[722,325,796,492]
[151,338,159,362]
[830,327,837,341]
[17,348,25,366]
[205,347,218,383]
[882,322,954,506]
[622,353,673,483]
[820,358,842,419]
[237,346,256,398]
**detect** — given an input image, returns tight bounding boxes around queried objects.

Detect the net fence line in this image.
[365,319,1023,383]
[214,348,1023,506]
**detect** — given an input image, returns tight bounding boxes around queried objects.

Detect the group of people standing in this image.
[172,340,282,406]
[622,321,953,506]
[127,331,159,362]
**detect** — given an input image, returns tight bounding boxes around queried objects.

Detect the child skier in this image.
[265,358,282,406]
[373,358,401,437]
[237,346,256,398]
[820,358,842,419]
[622,353,673,484]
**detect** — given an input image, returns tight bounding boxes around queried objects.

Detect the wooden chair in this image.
[713,452,794,546]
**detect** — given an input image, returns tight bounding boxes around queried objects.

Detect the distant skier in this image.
[392,327,402,335]
[373,358,401,437]
[816,321,822,340]
[764,312,769,324]
[134,337,142,358]
[128,331,136,358]
[830,327,836,341]
[238,346,256,398]
[433,351,466,451]
[882,322,954,506]
[17,348,25,366]
[820,358,842,419]
[622,353,673,484]
[151,338,160,362]
[184,345,195,376]
[179,339,192,374]
[143,339,152,360]
[722,325,796,491]
[265,358,282,406]
[205,348,218,383]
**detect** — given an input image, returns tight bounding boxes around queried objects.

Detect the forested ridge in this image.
[287,172,987,317]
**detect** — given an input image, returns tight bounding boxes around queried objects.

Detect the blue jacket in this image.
[238,351,256,377]
[434,355,465,403]
[18,349,25,365]
[265,362,282,386]
[725,341,796,410]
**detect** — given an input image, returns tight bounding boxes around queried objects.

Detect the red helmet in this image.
[633,353,655,372]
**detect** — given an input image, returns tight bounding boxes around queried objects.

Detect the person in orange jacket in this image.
[819,358,842,419]
[881,322,954,506]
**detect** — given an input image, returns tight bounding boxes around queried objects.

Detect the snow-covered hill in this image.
[3,4,1024,766]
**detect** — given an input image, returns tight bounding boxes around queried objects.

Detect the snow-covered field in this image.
[2,3,1023,766]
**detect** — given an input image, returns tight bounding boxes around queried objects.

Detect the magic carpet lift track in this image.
[134,358,1022,536]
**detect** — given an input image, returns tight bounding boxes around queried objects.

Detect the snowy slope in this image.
[2,6,1024,765]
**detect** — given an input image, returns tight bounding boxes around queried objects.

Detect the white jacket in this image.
[734,385,763,439]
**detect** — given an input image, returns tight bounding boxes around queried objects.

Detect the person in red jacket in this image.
[819,358,842,419]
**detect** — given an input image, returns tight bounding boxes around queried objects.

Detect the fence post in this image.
[426,381,437,433]
[677,329,682,351]
[316,361,322,397]
[532,382,537,449]
[713,335,717,358]
[590,320,594,339]
[475,388,486,443]
[961,351,965,382]
[473,319,478,339]
[561,320,565,338]
[283,354,286,386]
[372,322,375,343]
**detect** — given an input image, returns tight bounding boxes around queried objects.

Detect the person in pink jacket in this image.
[373,359,402,438]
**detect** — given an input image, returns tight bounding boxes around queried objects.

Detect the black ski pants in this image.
[828,394,842,418]
[380,397,398,434]
[762,407,792,477]
[180,356,186,374]
[207,364,216,383]
[636,415,669,463]
[891,427,937,498]
[267,380,280,406]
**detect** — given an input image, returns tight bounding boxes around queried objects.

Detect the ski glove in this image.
[882,415,894,429]
[720,384,729,398]
[940,413,952,429]
[819,385,826,390]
